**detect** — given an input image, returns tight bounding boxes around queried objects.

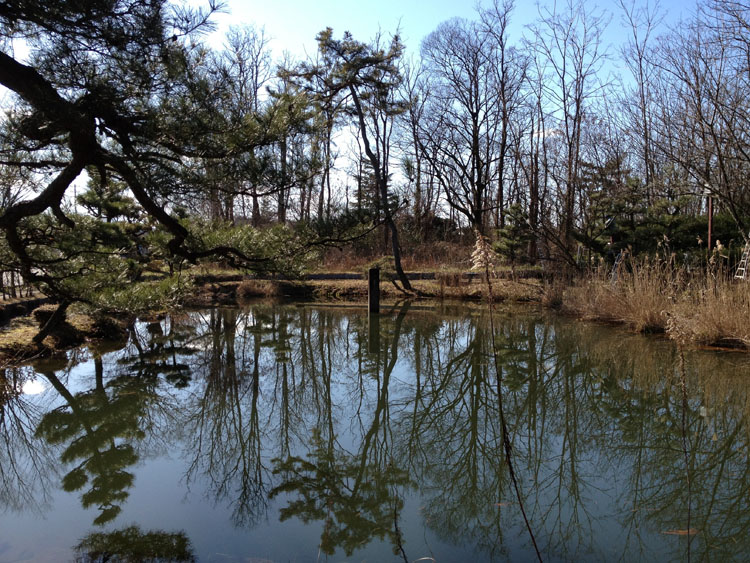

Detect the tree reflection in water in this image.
[31,317,194,526]
[34,358,160,525]
[4,303,750,560]
[180,307,271,528]
[74,525,194,562]
[0,365,57,513]
[271,303,414,558]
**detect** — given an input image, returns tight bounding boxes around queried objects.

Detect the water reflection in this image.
[74,526,195,562]
[1,303,750,560]
[0,366,57,513]
[271,303,414,559]
[35,358,161,525]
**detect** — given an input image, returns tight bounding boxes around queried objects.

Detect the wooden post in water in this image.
[368,312,380,355]
[368,267,380,314]
[368,268,380,354]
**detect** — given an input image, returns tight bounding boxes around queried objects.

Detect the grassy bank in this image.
[228,276,541,303]
[560,258,750,349]
[4,258,750,366]
[0,272,542,364]
[0,303,130,363]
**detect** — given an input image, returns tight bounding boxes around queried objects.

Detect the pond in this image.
[2,301,750,562]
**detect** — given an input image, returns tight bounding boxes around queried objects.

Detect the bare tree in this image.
[480,0,528,230]
[618,0,663,204]
[649,7,750,233]
[398,57,429,230]
[528,0,609,260]
[222,26,273,225]
[419,17,502,234]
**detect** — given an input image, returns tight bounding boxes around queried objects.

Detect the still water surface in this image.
[1,302,750,562]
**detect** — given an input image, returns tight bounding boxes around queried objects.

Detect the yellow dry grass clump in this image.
[672,282,750,347]
[562,255,750,348]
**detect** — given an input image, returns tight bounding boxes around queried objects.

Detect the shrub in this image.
[237,280,284,299]
[92,275,192,314]
[361,256,397,281]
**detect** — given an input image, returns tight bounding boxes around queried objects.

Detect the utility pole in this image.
[704,185,713,252]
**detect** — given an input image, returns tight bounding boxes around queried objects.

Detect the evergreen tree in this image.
[0,1,315,336]
[285,29,413,291]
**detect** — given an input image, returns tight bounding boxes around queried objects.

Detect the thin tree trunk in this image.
[349,86,412,291]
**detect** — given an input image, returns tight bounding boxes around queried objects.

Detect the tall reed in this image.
[562,250,750,348]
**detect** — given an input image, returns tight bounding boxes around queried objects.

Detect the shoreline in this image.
[2,271,749,366]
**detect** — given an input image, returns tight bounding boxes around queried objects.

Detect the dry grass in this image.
[562,256,750,348]
[435,270,467,291]
[237,280,314,299]
[563,277,671,333]
[0,317,44,361]
[400,242,473,271]
[0,316,82,361]
[671,282,750,348]
[237,280,286,298]
[235,276,542,303]
[0,304,129,364]
[320,242,473,273]
[0,290,41,303]
[419,277,542,302]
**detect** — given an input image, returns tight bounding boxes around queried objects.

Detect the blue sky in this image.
[209,0,697,62]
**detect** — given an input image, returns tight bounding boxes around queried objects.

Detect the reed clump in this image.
[562,251,750,348]
[236,279,312,299]
[237,279,285,298]
[670,280,750,348]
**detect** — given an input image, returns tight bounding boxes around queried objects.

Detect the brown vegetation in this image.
[561,257,750,349]
[5,253,750,367]
[234,276,542,303]
[320,242,473,273]
[0,304,129,364]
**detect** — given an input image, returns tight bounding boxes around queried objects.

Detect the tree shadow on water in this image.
[74,525,194,563]
[34,357,158,526]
